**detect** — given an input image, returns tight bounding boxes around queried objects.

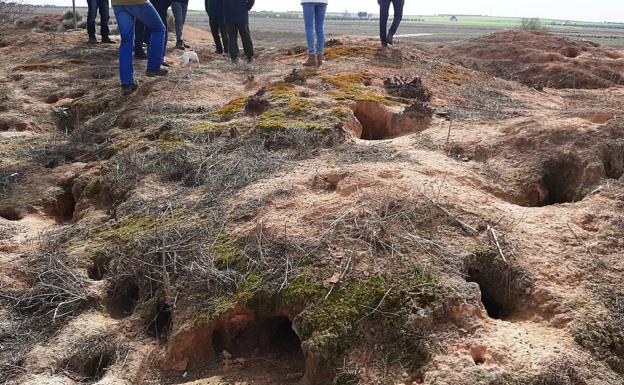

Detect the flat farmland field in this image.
[186,13,624,49]
[27,6,624,49]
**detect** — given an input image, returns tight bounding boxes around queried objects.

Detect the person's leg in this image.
[171,2,184,44]
[240,23,254,62]
[387,0,404,43]
[131,3,166,72]
[87,0,98,41]
[180,1,188,43]
[226,24,239,62]
[301,4,315,55]
[301,3,316,66]
[218,18,229,55]
[379,0,391,46]
[134,19,147,56]
[113,6,135,85]
[99,0,112,41]
[208,16,224,53]
[151,0,169,61]
[315,4,327,58]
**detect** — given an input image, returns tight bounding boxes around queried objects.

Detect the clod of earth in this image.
[384,76,431,101]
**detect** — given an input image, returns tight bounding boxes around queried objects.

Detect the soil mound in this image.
[435,30,624,89]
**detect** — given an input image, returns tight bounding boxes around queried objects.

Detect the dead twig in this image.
[357,288,393,323]
[487,225,508,264]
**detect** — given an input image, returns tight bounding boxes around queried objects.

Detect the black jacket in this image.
[223,0,254,24]
[206,0,224,18]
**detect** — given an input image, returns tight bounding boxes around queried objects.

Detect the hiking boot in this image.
[303,53,317,67]
[183,41,190,48]
[387,32,395,45]
[145,68,169,77]
[134,50,148,60]
[317,54,323,66]
[121,82,139,96]
[87,36,98,44]
[101,37,116,44]
[176,41,185,50]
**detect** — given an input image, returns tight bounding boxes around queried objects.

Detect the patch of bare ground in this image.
[434,30,624,89]
[1,22,623,385]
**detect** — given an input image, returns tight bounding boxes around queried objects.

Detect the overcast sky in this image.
[25,0,624,23]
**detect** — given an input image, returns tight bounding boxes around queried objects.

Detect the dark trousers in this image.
[135,19,146,53]
[379,0,404,45]
[87,0,110,38]
[226,23,253,62]
[150,0,172,60]
[208,15,228,54]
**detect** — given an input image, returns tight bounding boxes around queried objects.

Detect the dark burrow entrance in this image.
[87,255,110,280]
[44,184,76,223]
[0,207,23,221]
[540,155,589,205]
[76,349,115,382]
[602,145,624,180]
[105,279,140,319]
[65,337,120,383]
[350,101,432,140]
[213,315,303,359]
[521,153,599,207]
[146,303,172,340]
[468,270,513,320]
[465,250,530,320]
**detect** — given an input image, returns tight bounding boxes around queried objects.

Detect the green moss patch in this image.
[298,269,445,360]
[321,72,384,102]
[214,96,248,118]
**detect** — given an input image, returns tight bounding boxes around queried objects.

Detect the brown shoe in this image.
[303,53,317,67]
[317,54,323,66]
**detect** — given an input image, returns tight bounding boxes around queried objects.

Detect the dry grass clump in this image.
[2,252,91,324]
[0,251,92,382]
[573,284,624,374]
[63,333,127,382]
[0,319,36,382]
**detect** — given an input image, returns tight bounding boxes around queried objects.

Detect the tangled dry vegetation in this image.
[0,22,623,385]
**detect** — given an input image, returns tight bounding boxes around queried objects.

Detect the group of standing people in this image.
[99,0,403,94]
[204,0,404,68]
[205,0,256,63]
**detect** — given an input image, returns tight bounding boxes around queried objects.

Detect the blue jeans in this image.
[113,3,166,85]
[171,1,188,43]
[87,0,110,38]
[302,3,327,56]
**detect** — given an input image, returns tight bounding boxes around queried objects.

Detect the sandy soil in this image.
[0,20,623,385]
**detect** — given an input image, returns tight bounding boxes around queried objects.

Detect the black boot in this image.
[146,68,169,77]
[121,82,139,96]
[134,50,148,60]
[87,36,98,44]
[101,37,116,44]
[176,40,185,50]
